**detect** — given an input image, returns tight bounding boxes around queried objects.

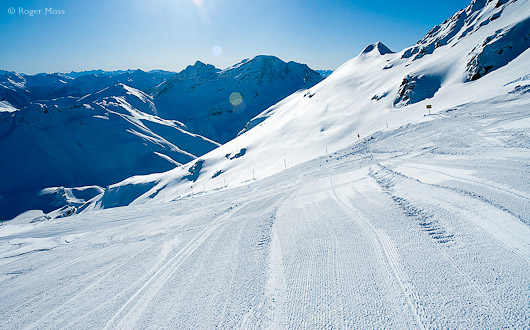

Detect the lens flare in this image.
[212,45,222,56]
[229,92,243,106]
[192,0,203,7]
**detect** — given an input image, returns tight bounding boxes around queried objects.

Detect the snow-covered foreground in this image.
[1,93,530,329]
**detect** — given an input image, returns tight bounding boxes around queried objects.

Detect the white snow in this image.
[0,83,219,220]
[0,101,17,113]
[1,91,529,328]
[88,0,530,211]
[1,0,529,328]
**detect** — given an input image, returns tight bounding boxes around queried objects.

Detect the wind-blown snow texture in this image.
[1,0,530,328]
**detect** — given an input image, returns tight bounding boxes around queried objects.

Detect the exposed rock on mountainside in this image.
[394,74,443,107]
[466,16,530,81]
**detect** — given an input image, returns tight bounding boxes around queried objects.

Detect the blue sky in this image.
[0,0,471,74]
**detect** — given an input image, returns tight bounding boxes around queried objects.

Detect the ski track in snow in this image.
[1,95,530,329]
[329,175,426,329]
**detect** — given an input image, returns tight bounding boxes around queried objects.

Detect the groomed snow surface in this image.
[1,93,529,329]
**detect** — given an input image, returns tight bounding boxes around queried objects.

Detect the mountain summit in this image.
[153,55,322,143]
[360,42,394,56]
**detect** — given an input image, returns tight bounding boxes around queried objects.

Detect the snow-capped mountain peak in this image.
[176,61,220,80]
[401,0,525,63]
[360,42,394,56]
[152,56,323,143]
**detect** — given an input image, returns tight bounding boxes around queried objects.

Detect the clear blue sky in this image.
[0,0,472,74]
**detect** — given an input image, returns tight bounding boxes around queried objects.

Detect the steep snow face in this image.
[77,83,159,116]
[86,0,530,211]
[153,55,323,143]
[394,74,443,107]
[0,84,219,220]
[401,0,530,72]
[465,15,530,81]
[0,101,17,113]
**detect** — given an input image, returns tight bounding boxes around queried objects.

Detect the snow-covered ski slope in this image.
[86,0,530,210]
[1,0,530,328]
[1,90,529,329]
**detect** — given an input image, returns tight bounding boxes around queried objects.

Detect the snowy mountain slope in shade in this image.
[1,90,530,328]
[0,71,73,108]
[0,84,219,220]
[76,83,159,116]
[0,70,175,110]
[153,56,323,143]
[0,58,326,220]
[85,0,530,212]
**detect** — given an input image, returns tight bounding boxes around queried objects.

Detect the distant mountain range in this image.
[0,57,324,219]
